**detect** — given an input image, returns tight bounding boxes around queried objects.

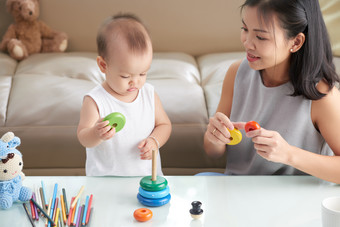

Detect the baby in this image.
[77,14,172,176]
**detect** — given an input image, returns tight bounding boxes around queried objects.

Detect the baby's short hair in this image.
[97,13,151,59]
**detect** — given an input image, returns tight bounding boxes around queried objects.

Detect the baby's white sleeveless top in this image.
[85,83,163,176]
[227,59,332,175]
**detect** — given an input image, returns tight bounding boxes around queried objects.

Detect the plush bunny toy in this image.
[0,132,32,209]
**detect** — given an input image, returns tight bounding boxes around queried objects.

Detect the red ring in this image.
[134,208,153,222]
[245,121,261,133]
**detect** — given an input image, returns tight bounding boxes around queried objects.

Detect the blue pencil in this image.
[41,181,47,207]
[82,195,90,225]
[48,183,58,227]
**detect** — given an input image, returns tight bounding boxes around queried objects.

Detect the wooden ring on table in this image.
[227,128,242,145]
[139,186,170,199]
[133,208,153,222]
[140,176,168,191]
[137,193,171,207]
[103,112,126,133]
[245,121,261,133]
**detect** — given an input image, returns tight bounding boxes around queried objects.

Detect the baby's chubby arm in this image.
[77,96,116,148]
[138,93,172,160]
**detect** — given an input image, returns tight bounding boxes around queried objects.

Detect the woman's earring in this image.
[290,48,294,52]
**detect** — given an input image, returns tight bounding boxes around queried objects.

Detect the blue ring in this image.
[137,193,171,207]
[139,186,170,199]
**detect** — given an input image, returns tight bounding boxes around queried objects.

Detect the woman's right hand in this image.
[205,112,236,145]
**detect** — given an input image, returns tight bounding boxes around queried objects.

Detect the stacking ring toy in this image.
[139,186,170,199]
[103,112,126,133]
[133,208,153,222]
[227,128,242,145]
[137,193,171,207]
[245,121,261,133]
[140,176,168,191]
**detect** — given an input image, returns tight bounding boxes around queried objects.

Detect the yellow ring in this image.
[227,128,242,145]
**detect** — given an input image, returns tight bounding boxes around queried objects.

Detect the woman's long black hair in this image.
[241,0,339,100]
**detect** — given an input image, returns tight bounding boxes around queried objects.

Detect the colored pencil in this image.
[54,207,60,225]
[23,203,35,227]
[62,188,69,216]
[30,198,56,226]
[79,205,85,227]
[52,198,59,221]
[85,194,93,225]
[39,187,46,214]
[75,205,83,227]
[60,194,67,224]
[34,187,41,213]
[71,185,84,209]
[32,192,39,220]
[67,197,75,226]
[41,181,48,208]
[46,198,52,227]
[59,206,64,227]
[86,207,94,226]
[29,198,36,220]
[82,196,89,225]
[72,200,80,226]
[49,183,58,227]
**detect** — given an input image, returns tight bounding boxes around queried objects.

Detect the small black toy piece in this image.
[190,201,203,219]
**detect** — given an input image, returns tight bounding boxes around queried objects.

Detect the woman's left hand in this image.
[246,128,293,165]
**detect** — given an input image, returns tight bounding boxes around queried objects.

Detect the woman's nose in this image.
[243,35,255,50]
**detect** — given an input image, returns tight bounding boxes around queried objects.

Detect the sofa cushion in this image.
[0,53,17,126]
[197,52,245,118]
[149,53,207,124]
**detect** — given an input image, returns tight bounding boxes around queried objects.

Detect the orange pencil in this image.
[67,197,75,226]
[60,195,67,224]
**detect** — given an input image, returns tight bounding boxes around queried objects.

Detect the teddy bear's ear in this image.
[6,0,17,13]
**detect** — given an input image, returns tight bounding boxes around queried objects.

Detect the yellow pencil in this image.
[55,208,60,226]
[60,195,67,224]
[70,186,84,209]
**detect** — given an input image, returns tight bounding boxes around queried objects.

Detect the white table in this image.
[0,176,338,227]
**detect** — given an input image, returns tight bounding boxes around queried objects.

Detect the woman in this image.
[203,0,340,183]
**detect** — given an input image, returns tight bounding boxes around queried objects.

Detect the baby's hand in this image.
[138,137,158,160]
[94,118,116,140]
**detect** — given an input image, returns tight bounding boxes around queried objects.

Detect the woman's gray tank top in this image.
[226,59,332,175]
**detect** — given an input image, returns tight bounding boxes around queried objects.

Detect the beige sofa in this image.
[0,0,339,176]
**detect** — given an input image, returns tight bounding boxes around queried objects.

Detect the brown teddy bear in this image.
[0,0,68,61]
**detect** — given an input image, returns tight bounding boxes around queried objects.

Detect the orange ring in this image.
[133,208,153,222]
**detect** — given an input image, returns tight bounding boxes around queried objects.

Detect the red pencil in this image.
[85,194,93,224]
[29,199,36,220]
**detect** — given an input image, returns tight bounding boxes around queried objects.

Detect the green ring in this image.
[103,112,126,133]
[140,176,168,191]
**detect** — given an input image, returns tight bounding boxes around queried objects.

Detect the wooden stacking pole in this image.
[152,149,157,181]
